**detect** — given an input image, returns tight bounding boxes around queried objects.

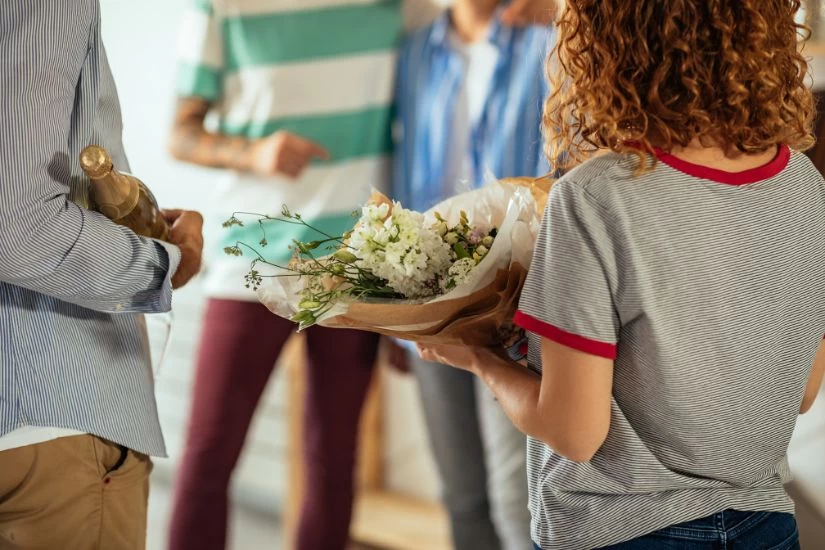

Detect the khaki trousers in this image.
[0,434,152,550]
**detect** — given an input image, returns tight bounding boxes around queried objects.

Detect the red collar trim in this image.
[653,145,790,185]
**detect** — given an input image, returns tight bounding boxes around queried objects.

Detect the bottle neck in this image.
[88,169,140,220]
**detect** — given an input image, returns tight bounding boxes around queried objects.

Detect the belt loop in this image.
[716,511,728,547]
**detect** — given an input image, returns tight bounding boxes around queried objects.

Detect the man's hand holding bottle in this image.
[163,209,204,289]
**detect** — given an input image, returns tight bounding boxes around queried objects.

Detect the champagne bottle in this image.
[79,145,169,241]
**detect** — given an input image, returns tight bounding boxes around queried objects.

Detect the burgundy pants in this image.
[168,298,379,550]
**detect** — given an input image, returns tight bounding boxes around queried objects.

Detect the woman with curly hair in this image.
[416,1,825,548]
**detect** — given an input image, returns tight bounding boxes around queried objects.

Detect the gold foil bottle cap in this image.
[79,145,113,179]
[79,144,139,220]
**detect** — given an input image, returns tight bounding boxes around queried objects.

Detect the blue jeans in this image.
[534,510,800,549]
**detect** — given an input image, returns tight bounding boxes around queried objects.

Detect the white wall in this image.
[99,0,449,512]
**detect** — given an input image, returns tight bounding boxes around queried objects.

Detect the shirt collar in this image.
[429,4,515,53]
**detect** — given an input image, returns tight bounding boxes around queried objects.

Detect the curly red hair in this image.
[544,0,815,171]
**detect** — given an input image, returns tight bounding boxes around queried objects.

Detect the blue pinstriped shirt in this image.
[0,0,180,456]
[392,11,554,212]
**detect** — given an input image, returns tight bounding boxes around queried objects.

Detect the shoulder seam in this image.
[558,155,626,213]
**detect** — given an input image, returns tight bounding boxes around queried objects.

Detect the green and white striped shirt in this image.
[176,0,402,299]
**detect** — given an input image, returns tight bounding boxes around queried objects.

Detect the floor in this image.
[147,480,284,550]
[147,479,381,550]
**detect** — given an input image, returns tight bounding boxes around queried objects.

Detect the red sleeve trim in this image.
[514,311,618,360]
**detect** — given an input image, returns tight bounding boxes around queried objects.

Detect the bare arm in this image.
[168,97,329,178]
[801,340,825,414]
[168,97,255,171]
[418,338,614,463]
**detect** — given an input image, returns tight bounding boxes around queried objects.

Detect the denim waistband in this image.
[533,509,797,549]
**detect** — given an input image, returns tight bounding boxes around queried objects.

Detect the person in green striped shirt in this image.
[167,1,557,549]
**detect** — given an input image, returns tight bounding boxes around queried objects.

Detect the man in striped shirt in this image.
[0,0,203,548]
[167,1,558,549]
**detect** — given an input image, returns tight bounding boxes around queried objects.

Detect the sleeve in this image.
[514,181,621,359]
[391,38,412,205]
[175,0,224,101]
[0,0,180,314]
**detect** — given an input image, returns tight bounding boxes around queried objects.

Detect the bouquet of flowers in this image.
[223,177,553,347]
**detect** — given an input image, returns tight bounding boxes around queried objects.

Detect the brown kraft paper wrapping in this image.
[320,263,528,346]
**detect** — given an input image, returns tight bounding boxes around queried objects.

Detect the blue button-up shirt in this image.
[0,0,180,456]
[393,11,555,212]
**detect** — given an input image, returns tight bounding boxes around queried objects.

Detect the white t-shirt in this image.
[443,29,500,197]
[0,426,85,452]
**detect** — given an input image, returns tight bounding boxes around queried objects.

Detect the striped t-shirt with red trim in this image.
[515,146,825,550]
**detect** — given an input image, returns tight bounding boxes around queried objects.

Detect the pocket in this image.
[91,436,153,488]
[0,445,36,498]
[91,436,123,478]
[109,449,152,486]
[732,512,800,550]
[767,522,800,550]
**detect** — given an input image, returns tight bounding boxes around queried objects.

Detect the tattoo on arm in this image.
[169,97,255,172]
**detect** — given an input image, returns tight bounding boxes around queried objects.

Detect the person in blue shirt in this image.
[393,2,555,549]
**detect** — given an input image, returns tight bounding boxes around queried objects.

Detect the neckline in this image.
[653,145,790,185]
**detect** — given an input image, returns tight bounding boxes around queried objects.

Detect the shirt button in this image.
[104,478,111,485]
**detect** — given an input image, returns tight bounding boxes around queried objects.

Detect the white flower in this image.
[388,222,400,239]
[441,257,476,291]
[349,202,452,298]
[363,203,390,222]
[373,228,391,246]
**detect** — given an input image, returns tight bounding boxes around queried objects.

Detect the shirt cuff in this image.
[514,310,618,360]
[118,240,181,314]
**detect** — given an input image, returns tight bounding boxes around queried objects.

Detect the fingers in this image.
[279,149,312,179]
[159,209,204,289]
[162,209,203,225]
[170,228,204,289]
[162,210,203,256]
[502,0,558,26]
[268,133,331,178]
[178,210,204,227]
[161,209,184,224]
[291,135,330,161]
[416,344,433,361]
[251,131,332,178]
[171,244,202,289]
[501,0,530,25]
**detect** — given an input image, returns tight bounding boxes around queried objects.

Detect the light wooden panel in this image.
[351,491,451,550]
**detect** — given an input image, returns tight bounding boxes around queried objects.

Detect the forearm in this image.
[1,1,180,314]
[0,202,180,313]
[471,350,608,463]
[471,353,545,439]
[168,98,254,172]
